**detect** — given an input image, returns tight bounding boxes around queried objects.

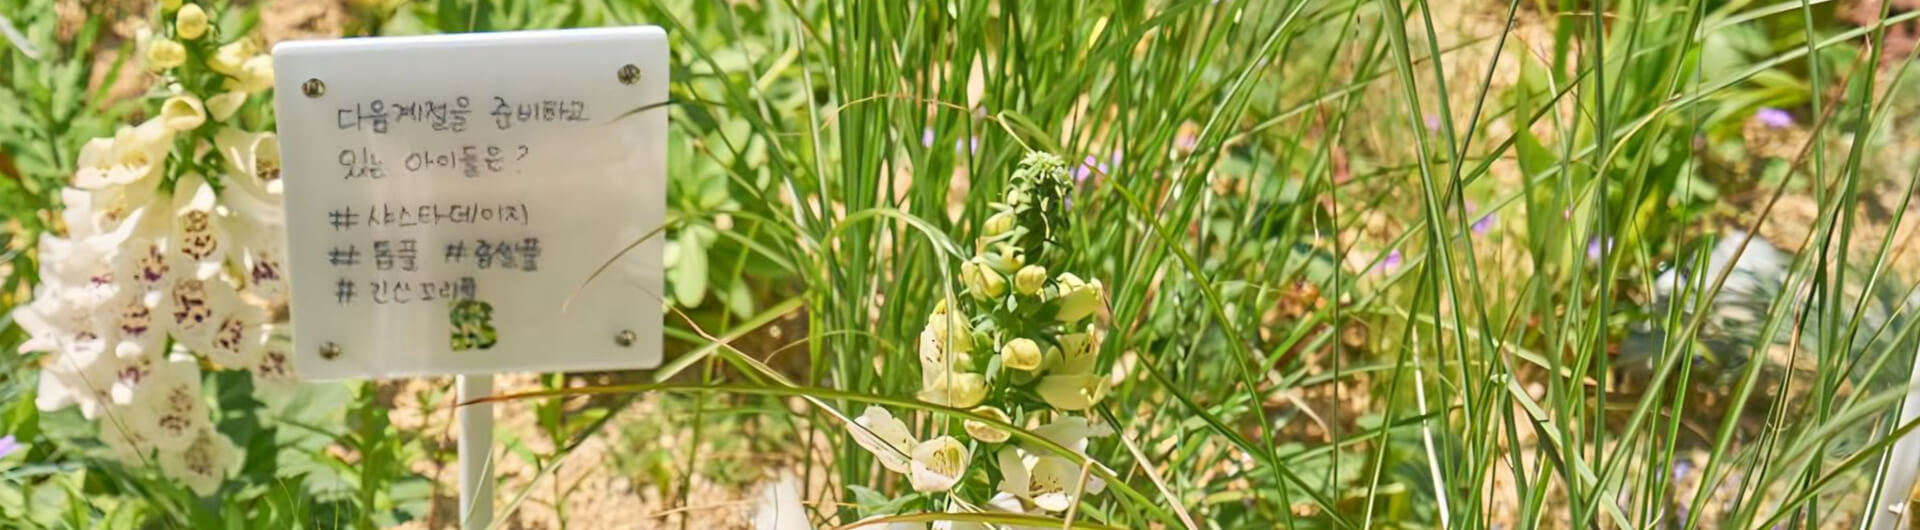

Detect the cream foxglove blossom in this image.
[73,119,169,190]
[917,372,987,408]
[107,354,205,450]
[908,436,970,492]
[962,406,1011,443]
[158,426,239,496]
[849,406,916,474]
[218,181,288,305]
[160,94,207,132]
[207,40,252,76]
[145,38,186,70]
[233,56,274,93]
[170,173,229,279]
[1051,273,1102,323]
[1035,374,1107,411]
[995,417,1110,513]
[204,91,246,122]
[213,129,282,197]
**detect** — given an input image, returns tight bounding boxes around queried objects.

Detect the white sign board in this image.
[272,27,666,380]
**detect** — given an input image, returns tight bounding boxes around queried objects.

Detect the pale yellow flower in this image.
[145,38,186,70]
[918,372,987,408]
[204,91,246,121]
[963,406,1011,443]
[208,40,253,76]
[160,94,206,132]
[174,4,209,40]
[1052,273,1102,323]
[212,128,281,197]
[908,436,970,492]
[232,55,274,93]
[1035,374,1108,411]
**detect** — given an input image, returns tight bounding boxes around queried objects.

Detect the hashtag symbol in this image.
[328,207,359,230]
[335,278,356,304]
[328,245,361,267]
[444,241,466,264]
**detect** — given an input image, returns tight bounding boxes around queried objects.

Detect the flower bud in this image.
[1054,273,1102,323]
[1014,265,1047,295]
[204,91,246,121]
[960,260,1005,300]
[963,406,1011,443]
[208,40,254,75]
[146,39,186,70]
[175,4,209,40]
[983,211,1016,239]
[1001,338,1043,372]
[160,95,206,131]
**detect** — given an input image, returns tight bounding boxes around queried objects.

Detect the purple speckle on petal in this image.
[921,128,936,148]
[1471,213,1496,235]
[0,435,19,458]
[1424,114,1442,132]
[1755,107,1793,129]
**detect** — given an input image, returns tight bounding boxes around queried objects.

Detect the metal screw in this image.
[302,78,326,98]
[616,64,641,85]
[615,330,637,347]
[319,341,342,360]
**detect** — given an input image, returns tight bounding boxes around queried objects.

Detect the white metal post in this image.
[1868,341,1920,530]
[457,374,495,530]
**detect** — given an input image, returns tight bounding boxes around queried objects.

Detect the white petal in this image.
[849,406,917,474]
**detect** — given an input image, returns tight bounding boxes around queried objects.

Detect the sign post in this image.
[271,27,670,529]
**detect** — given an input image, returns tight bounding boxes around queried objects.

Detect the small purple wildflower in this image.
[959,137,979,154]
[1072,155,1108,183]
[1424,114,1442,132]
[0,435,19,458]
[921,128,936,148]
[1175,132,1198,151]
[1377,250,1404,275]
[1587,237,1614,261]
[1471,213,1496,235]
[1672,460,1693,482]
[1755,107,1793,129]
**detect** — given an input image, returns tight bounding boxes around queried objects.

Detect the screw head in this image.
[319,341,342,360]
[617,64,641,85]
[302,78,325,98]
[615,330,637,347]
